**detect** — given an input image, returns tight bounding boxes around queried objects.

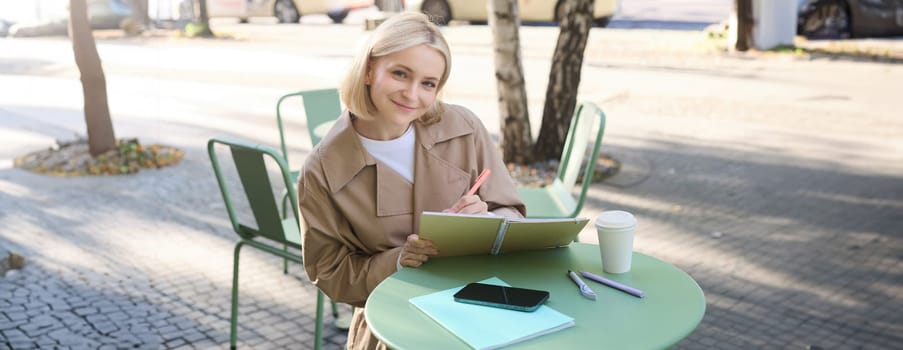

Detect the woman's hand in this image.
[444,195,488,215]
[400,234,438,268]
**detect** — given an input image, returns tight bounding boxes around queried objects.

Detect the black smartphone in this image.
[453,283,550,312]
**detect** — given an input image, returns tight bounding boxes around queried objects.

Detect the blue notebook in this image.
[409,277,575,350]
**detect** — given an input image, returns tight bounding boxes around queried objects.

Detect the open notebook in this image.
[409,277,575,350]
[419,211,589,257]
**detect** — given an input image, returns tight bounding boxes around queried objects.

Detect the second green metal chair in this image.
[208,137,330,350]
[517,102,607,220]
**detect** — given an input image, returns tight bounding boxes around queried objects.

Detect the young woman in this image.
[299,12,525,349]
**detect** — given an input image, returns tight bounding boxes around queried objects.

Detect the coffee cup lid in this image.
[595,210,636,229]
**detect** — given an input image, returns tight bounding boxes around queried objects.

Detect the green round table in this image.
[365,243,705,349]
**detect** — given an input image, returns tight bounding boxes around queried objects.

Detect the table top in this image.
[365,243,705,349]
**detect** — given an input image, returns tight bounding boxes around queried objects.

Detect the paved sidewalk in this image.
[2,23,903,350]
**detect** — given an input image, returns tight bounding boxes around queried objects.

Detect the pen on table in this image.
[567,270,596,301]
[466,169,492,196]
[580,271,645,298]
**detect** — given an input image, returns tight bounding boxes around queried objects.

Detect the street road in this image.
[616,0,733,24]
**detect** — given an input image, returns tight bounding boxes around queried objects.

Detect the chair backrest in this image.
[208,137,301,247]
[275,88,342,163]
[555,102,607,217]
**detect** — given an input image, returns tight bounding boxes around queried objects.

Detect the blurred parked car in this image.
[406,0,621,26]
[798,0,903,38]
[207,0,373,23]
[0,0,132,37]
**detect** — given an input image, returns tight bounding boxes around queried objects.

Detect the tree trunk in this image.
[734,0,753,51]
[534,0,593,162]
[69,0,116,156]
[128,0,150,30]
[375,0,403,12]
[198,0,210,25]
[191,0,214,37]
[488,0,532,165]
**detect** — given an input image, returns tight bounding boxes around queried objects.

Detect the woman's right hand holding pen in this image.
[399,234,438,268]
[443,168,491,215]
[444,195,488,214]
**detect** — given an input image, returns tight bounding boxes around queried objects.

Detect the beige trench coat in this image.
[299,104,525,349]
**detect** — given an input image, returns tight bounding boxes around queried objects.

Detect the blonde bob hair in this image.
[340,12,452,125]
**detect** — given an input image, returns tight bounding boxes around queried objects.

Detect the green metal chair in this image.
[208,136,328,350]
[275,88,341,218]
[276,88,342,162]
[274,88,349,330]
[517,102,607,220]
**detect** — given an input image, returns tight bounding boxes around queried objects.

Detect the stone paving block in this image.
[24,308,47,318]
[19,321,52,337]
[158,325,183,341]
[91,320,121,335]
[35,338,58,348]
[6,340,35,350]
[64,300,89,312]
[84,313,107,325]
[132,333,162,348]
[105,310,129,323]
[2,303,25,314]
[1,328,29,342]
[150,318,170,329]
[0,319,23,331]
[182,329,207,343]
[47,328,83,346]
[3,311,26,322]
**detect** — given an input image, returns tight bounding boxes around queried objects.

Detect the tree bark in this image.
[191,0,214,37]
[375,0,403,12]
[734,0,753,51]
[534,0,593,162]
[69,0,116,156]
[128,0,150,30]
[488,0,533,165]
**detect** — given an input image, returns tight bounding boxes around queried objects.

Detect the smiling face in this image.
[355,44,446,140]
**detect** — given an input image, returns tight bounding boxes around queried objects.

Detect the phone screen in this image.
[453,283,550,312]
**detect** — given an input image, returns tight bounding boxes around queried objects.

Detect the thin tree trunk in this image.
[489,0,532,165]
[191,0,214,37]
[534,0,593,162]
[129,0,150,29]
[69,0,116,156]
[734,0,753,51]
[376,0,403,12]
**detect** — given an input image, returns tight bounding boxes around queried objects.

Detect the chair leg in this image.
[315,290,324,350]
[333,304,352,330]
[230,241,246,350]
[283,244,289,274]
[281,191,290,274]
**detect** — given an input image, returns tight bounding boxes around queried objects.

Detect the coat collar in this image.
[317,111,374,194]
[415,105,475,151]
[318,105,476,194]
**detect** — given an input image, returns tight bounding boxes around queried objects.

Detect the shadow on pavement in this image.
[584,135,903,349]
[0,136,346,349]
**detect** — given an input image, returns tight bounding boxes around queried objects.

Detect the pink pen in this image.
[466,169,491,196]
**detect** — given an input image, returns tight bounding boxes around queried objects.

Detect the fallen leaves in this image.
[14,138,184,176]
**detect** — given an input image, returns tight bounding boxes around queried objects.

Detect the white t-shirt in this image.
[357,125,416,271]
[357,125,416,183]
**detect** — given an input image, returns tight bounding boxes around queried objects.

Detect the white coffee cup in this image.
[595,210,637,274]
